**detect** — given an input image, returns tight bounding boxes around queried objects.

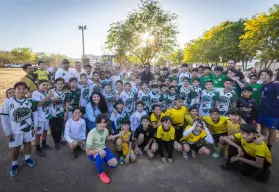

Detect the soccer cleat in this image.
[137,149,143,157]
[119,156,125,165]
[25,158,36,167]
[212,151,220,158]
[182,152,188,160]
[36,149,46,157]
[10,165,19,177]
[99,172,111,184]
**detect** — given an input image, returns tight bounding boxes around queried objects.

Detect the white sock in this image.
[25,154,31,160]
[12,160,18,166]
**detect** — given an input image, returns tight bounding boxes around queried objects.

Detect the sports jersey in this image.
[199,75,211,87]
[91,80,101,93]
[149,91,162,112]
[68,88,81,112]
[218,89,237,116]
[190,86,202,108]
[233,133,272,165]
[165,106,189,127]
[114,128,133,156]
[178,72,192,85]
[79,83,93,107]
[180,125,207,143]
[102,91,115,114]
[134,125,155,141]
[86,128,109,150]
[49,89,70,117]
[130,111,147,132]
[247,83,262,108]
[184,114,200,126]
[34,69,50,81]
[55,68,76,82]
[120,91,136,115]
[137,89,150,112]
[259,82,279,117]
[202,116,228,134]
[1,97,37,134]
[211,74,227,88]
[156,125,175,142]
[150,112,165,124]
[179,86,193,108]
[226,120,240,135]
[32,90,52,121]
[100,78,112,89]
[160,92,168,111]
[110,110,129,131]
[237,96,257,123]
[199,89,219,116]
[167,93,177,108]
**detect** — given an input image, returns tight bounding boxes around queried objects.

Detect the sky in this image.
[0,0,278,58]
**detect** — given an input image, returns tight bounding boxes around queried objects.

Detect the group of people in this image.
[1,58,278,184]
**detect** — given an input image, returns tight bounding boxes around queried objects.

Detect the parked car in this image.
[4,64,23,68]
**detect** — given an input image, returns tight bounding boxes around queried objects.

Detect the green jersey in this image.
[69,88,81,112]
[200,75,211,88]
[218,89,237,116]
[211,74,227,88]
[200,89,219,116]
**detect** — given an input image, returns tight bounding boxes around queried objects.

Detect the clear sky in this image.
[0,0,277,58]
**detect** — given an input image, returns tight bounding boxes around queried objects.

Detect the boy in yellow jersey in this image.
[202,108,228,158]
[184,106,200,126]
[156,116,175,164]
[180,119,214,160]
[165,95,189,152]
[221,124,271,183]
[150,104,165,130]
[115,119,136,165]
[34,61,50,81]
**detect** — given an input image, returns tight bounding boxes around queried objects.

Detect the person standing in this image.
[139,63,154,84]
[20,64,38,97]
[74,61,85,78]
[55,59,76,82]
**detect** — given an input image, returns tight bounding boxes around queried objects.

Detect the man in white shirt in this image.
[74,61,85,79]
[55,59,76,82]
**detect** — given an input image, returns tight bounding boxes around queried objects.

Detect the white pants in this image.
[9,131,35,148]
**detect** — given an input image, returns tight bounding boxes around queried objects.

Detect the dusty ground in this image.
[0,68,278,192]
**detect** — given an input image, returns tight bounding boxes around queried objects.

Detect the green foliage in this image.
[168,49,184,65]
[106,0,179,64]
[36,53,76,66]
[11,47,36,63]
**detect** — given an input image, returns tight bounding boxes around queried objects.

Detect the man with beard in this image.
[139,63,154,84]
[20,64,39,97]
[55,59,76,82]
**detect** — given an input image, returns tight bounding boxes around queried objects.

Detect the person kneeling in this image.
[180,119,213,160]
[86,114,124,184]
[220,124,272,183]
[115,119,136,165]
[64,108,86,159]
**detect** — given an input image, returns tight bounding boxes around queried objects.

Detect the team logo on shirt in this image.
[253,88,257,91]
[13,107,31,123]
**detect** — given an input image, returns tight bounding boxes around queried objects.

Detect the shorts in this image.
[174,126,184,141]
[88,148,115,163]
[36,121,49,134]
[181,141,204,152]
[138,139,155,150]
[9,131,35,148]
[257,113,279,130]
[212,132,227,143]
[122,142,134,156]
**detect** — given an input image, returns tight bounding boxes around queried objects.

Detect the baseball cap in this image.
[240,124,257,133]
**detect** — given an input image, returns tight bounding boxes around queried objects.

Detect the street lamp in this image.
[78,25,86,63]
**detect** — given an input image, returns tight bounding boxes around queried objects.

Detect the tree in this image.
[11,48,36,63]
[168,49,184,65]
[106,0,179,65]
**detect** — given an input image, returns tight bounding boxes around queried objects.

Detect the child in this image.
[217,78,237,116]
[102,84,115,115]
[178,64,191,85]
[137,81,150,113]
[184,106,200,126]
[199,66,212,88]
[132,76,141,93]
[84,64,93,79]
[190,77,202,108]
[134,116,157,158]
[119,82,136,116]
[156,116,175,164]
[180,119,213,160]
[115,80,124,100]
[160,84,168,111]
[198,66,204,77]
[169,68,178,82]
[211,66,227,93]
[237,86,257,124]
[1,82,37,177]
[64,108,86,159]
[86,114,123,184]
[246,74,262,109]
[100,71,107,89]
[110,100,129,133]
[79,73,93,112]
[167,85,178,108]
[149,84,163,113]
[170,79,179,93]
[91,71,101,92]
[202,108,228,158]
[199,80,219,116]
[32,80,53,157]
[68,77,81,120]
[164,78,171,87]
[49,78,70,150]
[6,88,15,99]
[34,61,50,81]
[115,119,136,165]
[179,77,193,108]
[150,104,165,129]
[129,101,147,133]
[221,124,271,183]
[191,68,199,79]
[105,70,112,87]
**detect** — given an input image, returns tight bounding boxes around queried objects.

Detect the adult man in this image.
[74,61,85,78]
[20,64,38,97]
[226,59,244,80]
[139,63,154,84]
[55,59,76,82]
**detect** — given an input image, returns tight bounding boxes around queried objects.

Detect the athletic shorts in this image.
[36,121,49,134]
[257,112,279,130]
[212,132,227,143]
[181,141,204,152]
[174,126,184,141]
[9,131,35,148]
[88,147,115,163]
[138,139,155,150]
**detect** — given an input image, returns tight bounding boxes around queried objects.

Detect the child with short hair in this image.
[119,82,136,116]
[129,101,147,133]
[212,66,227,93]
[110,100,129,133]
[160,84,168,111]
[179,77,194,108]
[199,66,212,88]
[178,64,191,85]
[34,61,50,81]
[115,80,124,100]
[150,104,165,129]
[169,68,178,82]
[132,76,141,93]
[247,74,262,108]
[64,108,86,159]
[84,64,93,79]
[137,81,150,113]
[91,71,101,92]
[149,84,163,112]
[167,85,178,108]
[68,77,81,120]
[102,84,115,115]
[190,77,202,108]
[184,106,200,126]
[79,73,93,112]
[1,82,37,177]
[6,88,15,99]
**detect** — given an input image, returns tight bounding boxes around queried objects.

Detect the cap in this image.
[61,59,70,64]
[240,124,257,133]
[174,95,183,101]
[241,86,253,92]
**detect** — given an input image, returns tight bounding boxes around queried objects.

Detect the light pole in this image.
[78,25,86,66]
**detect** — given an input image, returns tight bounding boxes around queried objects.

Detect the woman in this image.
[85,92,108,131]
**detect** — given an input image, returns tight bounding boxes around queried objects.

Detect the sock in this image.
[35,144,41,150]
[95,154,104,174]
[24,154,31,160]
[12,160,18,166]
[42,140,47,146]
[267,144,272,151]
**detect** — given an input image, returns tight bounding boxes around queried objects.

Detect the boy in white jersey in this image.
[178,63,192,85]
[179,77,194,108]
[137,81,150,113]
[49,78,70,150]
[102,84,115,115]
[79,73,93,112]
[190,77,202,108]
[115,80,123,100]
[1,82,37,177]
[32,80,54,157]
[119,82,136,116]
[110,100,129,133]
[160,84,168,112]
[149,84,163,113]
[130,101,147,132]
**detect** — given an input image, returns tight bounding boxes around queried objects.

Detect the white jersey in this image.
[111,75,121,91]
[137,89,150,112]
[1,97,37,134]
[50,89,69,117]
[55,68,76,82]
[110,110,129,131]
[102,91,115,113]
[130,111,147,132]
[32,90,52,122]
[178,72,192,85]
[119,91,136,115]
[79,83,93,107]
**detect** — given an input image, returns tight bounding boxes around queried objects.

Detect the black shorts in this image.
[181,141,204,152]
[212,132,227,143]
[174,125,184,141]
[139,139,156,150]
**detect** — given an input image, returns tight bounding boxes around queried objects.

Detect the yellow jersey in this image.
[227,120,240,135]
[180,125,207,143]
[35,69,50,81]
[116,128,133,156]
[202,116,228,134]
[165,106,189,127]
[234,133,272,165]
[156,125,175,142]
[184,114,200,126]
[150,112,165,124]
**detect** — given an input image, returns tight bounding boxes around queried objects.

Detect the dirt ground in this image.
[0,68,278,192]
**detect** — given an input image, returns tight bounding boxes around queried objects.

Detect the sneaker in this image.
[191,151,197,158]
[70,153,77,160]
[42,144,52,150]
[53,143,60,151]
[25,158,36,167]
[182,151,188,160]
[99,172,111,184]
[212,151,220,158]
[35,149,46,157]
[10,165,19,177]
[119,156,125,165]
[137,149,143,157]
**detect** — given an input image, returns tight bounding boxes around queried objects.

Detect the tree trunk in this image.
[242,60,245,71]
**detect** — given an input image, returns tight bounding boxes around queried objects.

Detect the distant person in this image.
[34,61,51,81]
[139,63,154,84]
[20,64,38,97]
[55,59,76,82]
[74,61,85,78]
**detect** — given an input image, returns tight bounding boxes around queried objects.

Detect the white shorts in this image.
[36,121,49,134]
[9,131,35,148]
